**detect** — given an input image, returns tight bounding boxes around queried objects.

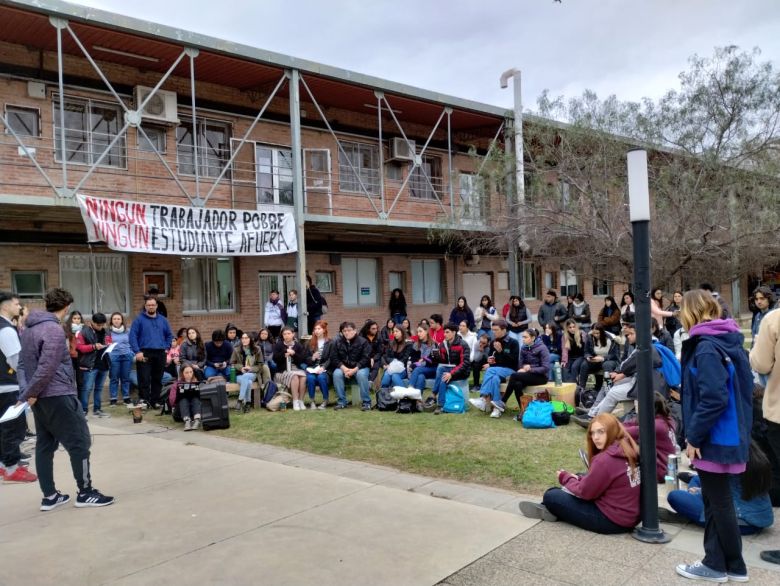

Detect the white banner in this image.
[76,194,297,256]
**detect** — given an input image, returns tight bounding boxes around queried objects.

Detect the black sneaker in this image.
[109,399,117,406]
[333,404,348,411]
[75,488,115,508]
[123,398,132,405]
[572,414,593,428]
[361,403,372,411]
[40,491,70,511]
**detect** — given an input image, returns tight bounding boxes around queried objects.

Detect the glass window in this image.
[592,278,609,296]
[410,156,442,200]
[388,271,405,294]
[411,259,442,304]
[459,172,484,220]
[5,105,39,137]
[338,141,379,195]
[559,267,578,298]
[314,271,334,294]
[182,257,235,312]
[59,253,128,314]
[386,162,404,182]
[138,124,166,153]
[11,271,46,298]
[304,149,330,191]
[522,262,539,299]
[342,258,377,306]
[53,96,126,167]
[176,118,230,178]
[256,145,294,206]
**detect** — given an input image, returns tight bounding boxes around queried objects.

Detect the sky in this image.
[70,0,780,113]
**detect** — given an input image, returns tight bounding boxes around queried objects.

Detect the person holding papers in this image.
[75,312,112,418]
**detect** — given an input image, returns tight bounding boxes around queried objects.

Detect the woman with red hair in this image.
[519,413,641,534]
[305,320,333,409]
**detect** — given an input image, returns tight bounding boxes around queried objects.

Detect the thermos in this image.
[666,453,681,490]
[553,362,562,387]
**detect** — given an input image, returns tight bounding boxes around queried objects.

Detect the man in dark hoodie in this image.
[431,323,471,415]
[537,289,568,330]
[17,288,114,511]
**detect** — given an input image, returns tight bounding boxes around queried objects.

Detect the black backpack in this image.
[396,397,420,414]
[576,387,598,409]
[376,388,398,411]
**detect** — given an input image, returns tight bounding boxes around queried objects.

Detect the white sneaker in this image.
[490,408,502,418]
[317,402,327,410]
[292,400,301,411]
[469,398,486,411]
[308,402,317,410]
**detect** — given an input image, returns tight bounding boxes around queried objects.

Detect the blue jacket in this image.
[129,312,173,354]
[519,337,550,376]
[681,319,753,464]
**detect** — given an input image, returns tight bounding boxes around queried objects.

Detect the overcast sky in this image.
[74,0,780,112]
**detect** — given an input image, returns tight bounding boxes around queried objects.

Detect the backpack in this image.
[396,397,420,414]
[576,387,598,409]
[550,400,573,425]
[260,380,278,407]
[442,384,468,413]
[521,400,555,429]
[376,388,398,411]
[653,342,681,388]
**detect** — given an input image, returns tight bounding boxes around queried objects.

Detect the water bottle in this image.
[553,362,562,387]
[280,398,287,411]
[666,453,680,490]
[229,366,236,383]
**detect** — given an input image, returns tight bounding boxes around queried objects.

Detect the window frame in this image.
[521,262,539,300]
[342,257,378,307]
[4,104,41,138]
[338,140,380,195]
[559,266,578,298]
[592,277,610,297]
[181,257,236,314]
[256,144,294,206]
[410,155,442,200]
[176,117,231,179]
[137,124,167,154]
[58,252,129,314]
[52,94,127,169]
[11,270,46,299]
[411,259,443,305]
[314,271,335,294]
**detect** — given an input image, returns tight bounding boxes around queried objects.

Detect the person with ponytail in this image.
[519,413,641,534]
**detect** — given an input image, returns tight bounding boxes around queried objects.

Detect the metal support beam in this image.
[0,112,60,195]
[187,48,202,205]
[500,68,523,294]
[51,16,69,197]
[376,90,386,216]
[446,107,454,219]
[289,69,308,337]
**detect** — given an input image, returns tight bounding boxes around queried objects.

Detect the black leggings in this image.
[502,371,548,405]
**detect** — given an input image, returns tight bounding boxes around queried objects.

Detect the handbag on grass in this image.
[521,400,555,429]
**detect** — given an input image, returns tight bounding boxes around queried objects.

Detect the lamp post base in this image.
[632,525,672,544]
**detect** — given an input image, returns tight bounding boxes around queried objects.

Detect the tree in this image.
[440,46,780,292]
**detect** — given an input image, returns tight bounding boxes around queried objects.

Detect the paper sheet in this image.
[0,402,26,424]
[102,343,117,357]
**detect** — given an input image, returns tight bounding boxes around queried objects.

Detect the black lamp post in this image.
[628,149,670,544]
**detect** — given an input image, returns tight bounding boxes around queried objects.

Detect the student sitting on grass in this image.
[518,413,641,534]
[176,365,202,431]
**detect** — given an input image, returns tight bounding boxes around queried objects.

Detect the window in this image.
[559,267,578,298]
[304,149,331,191]
[592,278,609,296]
[314,271,334,294]
[176,118,230,178]
[138,124,166,153]
[410,156,442,200]
[342,258,377,306]
[258,272,296,309]
[11,271,46,298]
[560,181,572,209]
[182,257,235,312]
[256,145,293,206]
[4,105,39,137]
[411,259,442,304]
[459,172,484,220]
[497,271,509,290]
[388,271,406,293]
[386,162,404,182]
[522,262,539,299]
[59,253,129,314]
[544,271,555,291]
[53,95,126,167]
[339,141,379,195]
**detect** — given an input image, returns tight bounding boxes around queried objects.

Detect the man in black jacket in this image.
[332,322,372,411]
[469,320,520,419]
[431,323,471,415]
[75,312,110,418]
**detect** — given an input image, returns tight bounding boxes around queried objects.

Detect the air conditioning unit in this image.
[133,86,179,125]
[390,137,415,161]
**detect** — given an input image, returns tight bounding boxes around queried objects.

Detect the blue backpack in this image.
[653,342,681,388]
[442,384,467,413]
[521,400,556,429]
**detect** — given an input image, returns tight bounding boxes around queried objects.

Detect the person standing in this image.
[285,289,299,333]
[388,288,407,325]
[17,288,113,510]
[264,290,286,339]
[75,312,111,417]
[0,292,36,483]
[537,289,568,330]
[129,296,173,408]
[750,305,780,565]
[144,285,168,318]
[305,275,324,335]
[675,290,753,582]
[108,312,133,405]
[750,286,775,350]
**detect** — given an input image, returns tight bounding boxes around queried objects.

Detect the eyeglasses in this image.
[590,429,607,437]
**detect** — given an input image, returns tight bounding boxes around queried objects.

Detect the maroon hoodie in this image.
[558,442,641,528]
[625,416,677,483]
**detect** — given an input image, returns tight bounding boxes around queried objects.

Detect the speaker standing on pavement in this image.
[129,296,173,408]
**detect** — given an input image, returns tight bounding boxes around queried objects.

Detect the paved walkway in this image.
[1,413,778,585]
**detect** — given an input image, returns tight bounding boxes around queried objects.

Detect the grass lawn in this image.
[215,402,586,495]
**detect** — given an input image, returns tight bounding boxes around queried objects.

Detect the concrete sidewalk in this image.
[1,413,779,585]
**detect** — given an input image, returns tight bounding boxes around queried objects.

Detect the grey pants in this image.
[588,376,635,417]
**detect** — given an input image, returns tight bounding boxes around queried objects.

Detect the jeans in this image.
[588,376,635,417]
[178,397,201,421]
[306,371,330,401]
[408,365,436,391]
[0,391,26,468]
[542,487,632,534]
[698,469,747,575]
[548,353,561,379]
[667,476,761,535]
[480,366,516,402]
[109,354,132,400]
[137,349,166,406]
[204,365,231,379]
[236,372,257,403]
[433,364,455,406]
[32,394,92,495]
[80,368,108,413]
[380,371,406,389]
[391,312,406,325]
[506,331,521,343]
[477,327,493,341]
[333,367,370,407]
[503,371,547,405]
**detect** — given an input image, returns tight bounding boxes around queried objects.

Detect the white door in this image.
[462,272,492,309]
